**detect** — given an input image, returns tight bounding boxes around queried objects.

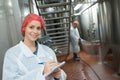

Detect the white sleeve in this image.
[41,45,67,80]
[2,51,45,80]
[70,29,79,44]
[75,28,80,39]
[59,69,67,80]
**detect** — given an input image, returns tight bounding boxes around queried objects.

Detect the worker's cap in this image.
[72,21,79,26]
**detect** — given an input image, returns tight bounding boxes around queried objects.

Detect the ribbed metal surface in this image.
[35,0,71,54]
[38,2,70,8]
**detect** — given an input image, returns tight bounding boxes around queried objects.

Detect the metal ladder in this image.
[34,0,72,54]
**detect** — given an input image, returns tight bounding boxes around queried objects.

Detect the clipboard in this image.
[44,61,66,77]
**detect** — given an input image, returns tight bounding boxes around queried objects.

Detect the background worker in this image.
[70,20,81,61]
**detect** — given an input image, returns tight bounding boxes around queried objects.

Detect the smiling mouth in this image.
[31,34,38,38]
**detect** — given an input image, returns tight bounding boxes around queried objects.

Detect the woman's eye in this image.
[29,25,41,30]
[29,26,34,29]
[37,27,41,30]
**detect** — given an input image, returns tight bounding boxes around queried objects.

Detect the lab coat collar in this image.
[19,41,35,58]
[37,43,46,58]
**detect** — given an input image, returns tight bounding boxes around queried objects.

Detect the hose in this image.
[80,57,102,80]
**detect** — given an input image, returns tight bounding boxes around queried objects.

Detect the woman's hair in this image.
[21,13,45,36]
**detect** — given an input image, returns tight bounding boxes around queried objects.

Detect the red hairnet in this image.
[72,21,79,26]
[21,13,45,36]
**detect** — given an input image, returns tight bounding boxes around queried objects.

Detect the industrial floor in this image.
[57,51,120,80]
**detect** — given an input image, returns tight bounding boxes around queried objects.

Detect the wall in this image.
[0,0,22,79]
[112,0,120,44]
[80,3,99,41]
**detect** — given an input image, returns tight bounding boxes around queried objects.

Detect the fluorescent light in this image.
[72,0,74,2]
[74,4,82,10]
[74,11,82,16]
[8,0,12,7]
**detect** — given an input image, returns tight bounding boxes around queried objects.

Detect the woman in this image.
[2,13,66,80]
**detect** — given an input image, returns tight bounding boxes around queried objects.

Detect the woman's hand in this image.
[43,60,61,78]
[51,68,61,78]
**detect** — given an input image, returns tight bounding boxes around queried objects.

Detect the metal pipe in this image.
[74,0,101,16]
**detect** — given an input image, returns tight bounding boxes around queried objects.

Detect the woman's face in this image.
[24,20,42,42]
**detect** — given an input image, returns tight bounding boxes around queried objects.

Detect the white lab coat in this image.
[70,26,80,53]
[2,41,66,80]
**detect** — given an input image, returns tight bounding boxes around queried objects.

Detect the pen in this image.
[38,62,45,65]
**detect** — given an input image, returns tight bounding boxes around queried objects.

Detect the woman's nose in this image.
[33,28,38,33]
